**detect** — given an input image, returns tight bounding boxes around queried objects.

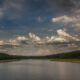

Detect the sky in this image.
[0,0,80,56]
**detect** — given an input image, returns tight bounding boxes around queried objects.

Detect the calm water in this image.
[0,60,80,80]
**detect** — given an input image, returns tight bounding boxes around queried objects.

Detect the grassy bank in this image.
[51,59,80,63]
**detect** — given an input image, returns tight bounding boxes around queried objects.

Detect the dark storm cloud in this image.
[48,0,80,13]
[51,0,80,31]
[1,0,80,18]
[0,0,80,38]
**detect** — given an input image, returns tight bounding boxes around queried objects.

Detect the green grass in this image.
[50,59,80,63]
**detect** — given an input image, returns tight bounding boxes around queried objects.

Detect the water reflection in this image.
[0,60,80,80]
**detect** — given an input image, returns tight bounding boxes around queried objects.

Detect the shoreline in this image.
[51,59,80,63]
[0,59,23,63]
[0,59,80,63]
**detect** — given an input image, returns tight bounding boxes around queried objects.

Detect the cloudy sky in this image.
[0,0,80,55]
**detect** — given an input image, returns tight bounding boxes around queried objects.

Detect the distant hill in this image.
[0,53,10,60]
[27,50,80,59]
[45,50,80,59]
[0,53,29,60]
[0,50,80,60]
[0,53,9,56]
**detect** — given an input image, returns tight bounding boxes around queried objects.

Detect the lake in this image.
[0,60,80,80]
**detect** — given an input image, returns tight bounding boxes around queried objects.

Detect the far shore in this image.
[0,58,79,63]
[0,50,80,63]
[0,58,80,63]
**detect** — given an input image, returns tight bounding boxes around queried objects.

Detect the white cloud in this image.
[8,39,19,45]
[0,40,4,45]
[51,9,80,32]
[30,29,80,44]
[0,30,80,55]
[72,23,80,31]
[56,29,80,42]
[57,29,71,37]
[52,15,78,24]
[45,29,80,43]
[0,29,79,48]
[17,36,28,41]
[29,32,41,41]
